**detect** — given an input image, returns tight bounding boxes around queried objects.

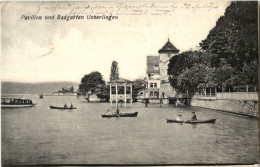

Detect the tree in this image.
[79,71,105,94]
[96,84,110,101]
[110,61,119,81]
[200,1,258,70]
[168,50,211,92]
[168,2,258,93]
[132,79,146,95]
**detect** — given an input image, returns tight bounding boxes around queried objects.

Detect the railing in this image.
[189,92,258,101]
[111,94,132,101]
[216,92,258,101]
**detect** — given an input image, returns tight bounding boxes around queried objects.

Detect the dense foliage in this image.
[132,79,146,101]
[168,1,258,92]
[79,71,106,94]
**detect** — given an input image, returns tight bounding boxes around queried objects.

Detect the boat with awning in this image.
[1,98,36,108]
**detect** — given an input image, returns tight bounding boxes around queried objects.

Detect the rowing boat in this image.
[166,118,216,124]
[50,105,76,110]
[101,112,138,118]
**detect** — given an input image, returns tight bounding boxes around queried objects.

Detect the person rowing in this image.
[191,112,197,120]
[70,103,73,109]
[176,114,182,121]
[64,103,68,108]
[115,108,120,117]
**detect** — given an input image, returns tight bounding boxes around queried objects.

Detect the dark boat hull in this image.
[166,118,216,124]
[102,112,138,118]
[1,104,36,108]
[50,106,76,110]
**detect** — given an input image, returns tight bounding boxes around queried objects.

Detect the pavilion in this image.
[107,78,134,107]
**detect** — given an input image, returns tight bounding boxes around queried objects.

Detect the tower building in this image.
[143,38,179,100]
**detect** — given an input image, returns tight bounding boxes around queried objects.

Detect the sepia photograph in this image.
[1,1,259,165]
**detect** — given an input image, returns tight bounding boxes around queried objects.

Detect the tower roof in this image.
[158,38,180,54]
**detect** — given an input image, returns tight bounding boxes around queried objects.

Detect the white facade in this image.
[144,39,179,99]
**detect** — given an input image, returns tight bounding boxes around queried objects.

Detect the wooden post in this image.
[124,83,126,107]
[116,83,118,107]
[205,88,206,97]
[130,83,132,106]
[210,87,211,97]
[215,86,217,97]
[110,84,112,106]
[246,85,248,92]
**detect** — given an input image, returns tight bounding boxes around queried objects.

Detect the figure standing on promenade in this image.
[162,92,165,99]
[145,99,148,107]
[160,99,163,107]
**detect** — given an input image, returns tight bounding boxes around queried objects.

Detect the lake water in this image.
[1,96,259,165]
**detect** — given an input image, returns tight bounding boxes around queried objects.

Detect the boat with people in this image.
[166,118,216,124]
[1,97,36,108]
[101,110,138,118]
[50,105,77,110]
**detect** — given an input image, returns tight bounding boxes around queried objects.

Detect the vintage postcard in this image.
[1,1,259,165]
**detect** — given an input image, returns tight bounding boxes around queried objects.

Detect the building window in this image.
[154,83,157,88]
[154,91,158,97]
[150,91,153,97]
[154,65,159,70]
[150,83,153,88]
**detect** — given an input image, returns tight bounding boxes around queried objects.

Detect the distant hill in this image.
[1,82,79,95]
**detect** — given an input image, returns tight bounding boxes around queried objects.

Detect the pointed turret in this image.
[158,39,179,54]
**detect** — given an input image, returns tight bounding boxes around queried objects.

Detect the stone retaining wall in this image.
[190,98,258,118]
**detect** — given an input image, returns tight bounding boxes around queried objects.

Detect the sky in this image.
[1,1,230,83]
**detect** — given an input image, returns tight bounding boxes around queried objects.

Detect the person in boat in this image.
[176,114,182,121]
[191,112,197,120]
[70,103,73,108]
[116,108,120,114]
[64,103,68,108]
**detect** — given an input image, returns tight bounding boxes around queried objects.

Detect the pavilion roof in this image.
[158,38,180,54]
[107,78,134,84]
